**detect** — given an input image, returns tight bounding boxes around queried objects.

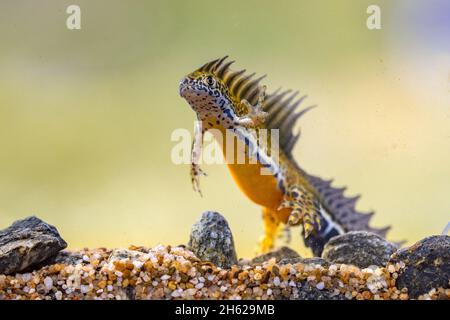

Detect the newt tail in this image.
[179,56,391,256]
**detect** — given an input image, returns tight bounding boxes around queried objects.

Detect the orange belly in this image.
[226,162,282,208]
[226,162,292,223]
[209,122,291,223]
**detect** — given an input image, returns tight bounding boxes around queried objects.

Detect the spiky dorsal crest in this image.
[197,56,315,158]
[305,173,391,237]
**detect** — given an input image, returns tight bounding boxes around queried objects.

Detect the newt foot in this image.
[236,85,268,127]
[278,186,321,238]
[191,164,207,197]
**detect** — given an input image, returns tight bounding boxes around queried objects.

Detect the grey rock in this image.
[237,258,253,266]
[252,246,300,265]
[51,251,83,265]
[108,248,146,262]
[322,231,397,268]
[389,235,450,298]
[293,282,346,300]
[188,211,237,269]
[0,216,67,274]
[281,257,329,267]
[301,257,329,266]
[277,257,303,265]
[249,247,330,267]
[33,250,83,270]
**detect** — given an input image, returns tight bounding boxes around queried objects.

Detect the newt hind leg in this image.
[278,225,292,244]
[278,185,322,238]
[258,207,282,254]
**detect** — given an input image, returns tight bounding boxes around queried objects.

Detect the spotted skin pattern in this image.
[179,57,391,255]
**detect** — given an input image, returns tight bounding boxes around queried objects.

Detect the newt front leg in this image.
[234,85,268,128]
[191,120,207,196]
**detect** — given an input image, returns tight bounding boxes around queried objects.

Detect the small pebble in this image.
[43,277,53,291]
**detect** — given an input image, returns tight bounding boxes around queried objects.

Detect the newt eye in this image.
[204,76,216,86]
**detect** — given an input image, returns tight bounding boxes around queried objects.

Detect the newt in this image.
[179,56,390,255]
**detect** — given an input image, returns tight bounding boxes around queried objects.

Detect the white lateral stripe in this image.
[320,205,345,235]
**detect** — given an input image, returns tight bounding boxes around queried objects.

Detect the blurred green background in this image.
[0,0,449,257]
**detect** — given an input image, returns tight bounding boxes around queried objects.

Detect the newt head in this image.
[179,56,268,129]
[179,66,234,127]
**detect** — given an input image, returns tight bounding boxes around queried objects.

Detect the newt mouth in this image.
[179,78,192,98]
[179,81,187,97]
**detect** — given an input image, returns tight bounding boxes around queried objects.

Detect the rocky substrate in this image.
[0,213,448,300]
